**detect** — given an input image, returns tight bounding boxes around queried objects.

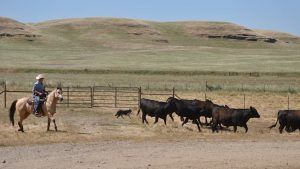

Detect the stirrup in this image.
[33,112,42,117]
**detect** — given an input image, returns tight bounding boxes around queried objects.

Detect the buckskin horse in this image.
[9,87,64,132]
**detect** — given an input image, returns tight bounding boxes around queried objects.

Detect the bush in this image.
[287,87,297,94]
[0,80,5,87]
[206,84,223,91]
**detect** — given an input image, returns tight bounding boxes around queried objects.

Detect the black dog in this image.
[115,109,132,119]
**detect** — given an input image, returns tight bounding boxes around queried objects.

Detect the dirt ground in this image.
[0,140,299,169]
[0,91,300,168]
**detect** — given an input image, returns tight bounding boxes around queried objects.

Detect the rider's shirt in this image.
[32,81,45,96]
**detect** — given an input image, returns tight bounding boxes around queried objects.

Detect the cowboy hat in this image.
[36,74,45,80]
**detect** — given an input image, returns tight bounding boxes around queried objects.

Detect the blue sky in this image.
[1,0,300,36]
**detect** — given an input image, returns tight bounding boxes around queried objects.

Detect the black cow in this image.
[137,98,175,125]
[167,98,209,124]
[212,106,260,133]
[166,97,207,132]
[269,110,300,133]
[180,99,211,125]
[168,98,228,126]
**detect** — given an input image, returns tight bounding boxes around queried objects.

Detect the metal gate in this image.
[92,86,140,108]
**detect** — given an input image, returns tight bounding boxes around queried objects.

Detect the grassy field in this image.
[1,71,300,93]
[0,17,300,73]
[1,43,300,72]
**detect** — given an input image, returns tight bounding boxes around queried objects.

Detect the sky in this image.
[1,0,300,36]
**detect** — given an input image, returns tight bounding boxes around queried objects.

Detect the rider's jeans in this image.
[33,96,40,113]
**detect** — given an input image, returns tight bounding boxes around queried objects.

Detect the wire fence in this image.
[0,82,297,110]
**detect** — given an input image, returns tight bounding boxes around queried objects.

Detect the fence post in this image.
[92,85,95,108]
[67,87,70,108]
[114,87,117,108]
[204,93,207,100]
[205,81,208,92]
[288,94,290,110]
[242,84,244,92]
[243,93,246,109]
[4,82,6,108]
[90,87,93,108]
[172,87,175,98]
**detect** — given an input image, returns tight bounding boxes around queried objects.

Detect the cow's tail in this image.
[9,100,17,126]
[137,98,142,116]
[269,111,280,129]
[137,108,141,116]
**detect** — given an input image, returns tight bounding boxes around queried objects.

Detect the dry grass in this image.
[0,91,299,147]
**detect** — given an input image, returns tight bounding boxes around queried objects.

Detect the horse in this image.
[9,87,64,132]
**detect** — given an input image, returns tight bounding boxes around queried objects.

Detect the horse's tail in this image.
[9,100,17,126]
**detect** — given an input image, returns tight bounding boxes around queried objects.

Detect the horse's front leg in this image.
[47,117,51,131]
[47,114,58,132]
[53,118,58,132]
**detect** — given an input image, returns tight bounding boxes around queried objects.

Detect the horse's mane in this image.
[47,87,61,100]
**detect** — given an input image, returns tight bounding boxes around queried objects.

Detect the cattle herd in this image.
[134,97,300,134]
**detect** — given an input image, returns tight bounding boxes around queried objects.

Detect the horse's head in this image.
[54,87,64,102]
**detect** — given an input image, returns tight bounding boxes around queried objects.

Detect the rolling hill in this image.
[0,17,300,73]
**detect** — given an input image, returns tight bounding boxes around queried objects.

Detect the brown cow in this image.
[212,106,260,133]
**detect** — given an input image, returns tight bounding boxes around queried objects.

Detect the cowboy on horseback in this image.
[32,74,47,117]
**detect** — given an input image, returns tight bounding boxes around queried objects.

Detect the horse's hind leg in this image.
[18,112,30,132]
[18,121,24,132]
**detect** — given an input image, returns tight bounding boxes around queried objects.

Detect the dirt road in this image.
[0,140,299,169]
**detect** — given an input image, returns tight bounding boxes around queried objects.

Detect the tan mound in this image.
[184,21,277,43]
[0,17,39,38]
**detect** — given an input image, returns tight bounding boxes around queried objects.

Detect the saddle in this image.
[27,97,47,116]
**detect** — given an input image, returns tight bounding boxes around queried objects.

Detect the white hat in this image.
[36,74,45,80]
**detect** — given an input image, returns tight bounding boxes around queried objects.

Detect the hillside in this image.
[0,17,39,38]
[0,17,300,73]
[1,17,299,48]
